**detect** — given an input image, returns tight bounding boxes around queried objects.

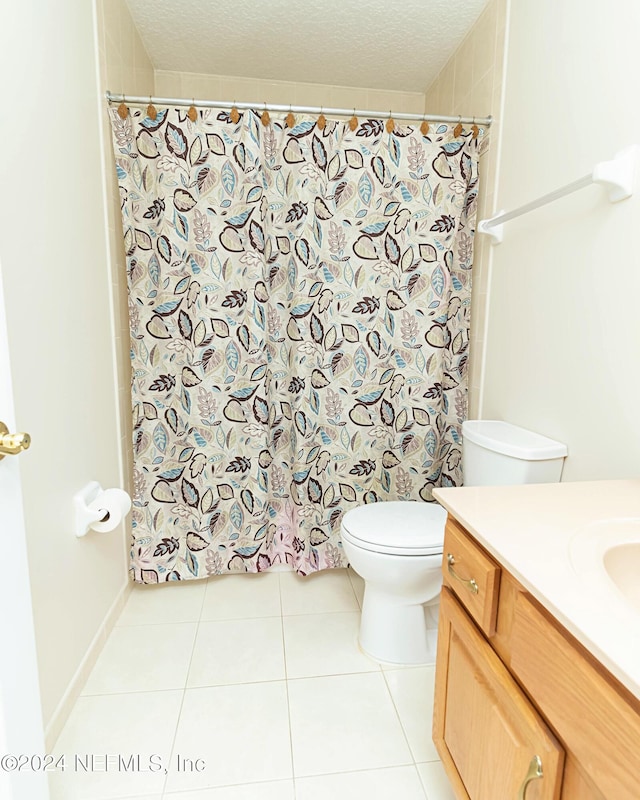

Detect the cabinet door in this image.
[433,588,564,800]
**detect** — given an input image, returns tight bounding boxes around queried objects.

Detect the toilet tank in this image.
[462,420,567,486]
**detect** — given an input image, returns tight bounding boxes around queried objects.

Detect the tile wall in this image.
[423,0,508,418]
[154,70,426,115]
[95,0,155,498]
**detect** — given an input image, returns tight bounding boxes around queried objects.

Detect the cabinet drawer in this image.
[442,517,500,636]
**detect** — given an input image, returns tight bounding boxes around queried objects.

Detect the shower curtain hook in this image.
[146,95,158,121]
[386,109,397,134]
[286,103,295,128]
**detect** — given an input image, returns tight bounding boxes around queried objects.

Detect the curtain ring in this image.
[386,109,395,133]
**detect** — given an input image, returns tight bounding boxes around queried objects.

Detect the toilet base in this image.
[358,587,439,665]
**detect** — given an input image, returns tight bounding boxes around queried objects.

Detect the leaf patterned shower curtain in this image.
[109,106,481,582]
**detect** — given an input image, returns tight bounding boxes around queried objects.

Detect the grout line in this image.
[279,574,298,799]
[381,668,420,765]
[78,685,190,699]
[159,614,202,796]
[197,577,209,623]
[115,618,205,629]
[161,775,295,797]
[414,762,431,800]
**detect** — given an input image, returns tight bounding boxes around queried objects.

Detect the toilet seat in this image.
[341,500,446,556]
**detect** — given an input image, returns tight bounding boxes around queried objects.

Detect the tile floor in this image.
[49,569,455,800]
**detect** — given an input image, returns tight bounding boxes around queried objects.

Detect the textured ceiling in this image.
[125,0,489,92]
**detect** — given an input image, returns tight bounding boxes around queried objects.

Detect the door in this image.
[433,588,564,800]
[0,261,49,800]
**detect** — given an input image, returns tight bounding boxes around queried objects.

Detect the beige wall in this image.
[155,69,425,115]
[481,0,640,480]
[0,0,138,741]
[423,0,508,419]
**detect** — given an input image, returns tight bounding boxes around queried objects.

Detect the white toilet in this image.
[341,420,568,665]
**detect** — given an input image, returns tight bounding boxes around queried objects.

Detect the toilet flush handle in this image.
[446,553,479,595]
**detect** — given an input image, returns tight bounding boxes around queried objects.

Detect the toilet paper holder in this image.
[74,481,131,538]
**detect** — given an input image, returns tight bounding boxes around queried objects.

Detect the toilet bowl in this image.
[342,420,568,665]
[341,501,447,664]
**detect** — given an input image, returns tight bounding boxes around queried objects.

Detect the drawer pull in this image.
[517,755,543,799]
[447,553,479,594]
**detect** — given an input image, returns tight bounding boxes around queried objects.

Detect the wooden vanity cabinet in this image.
[433,516,640,800]
[435,587,564,799]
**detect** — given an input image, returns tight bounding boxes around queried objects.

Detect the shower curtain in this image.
[109,105,481,582]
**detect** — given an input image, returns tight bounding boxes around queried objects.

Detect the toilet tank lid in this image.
[462,420,568,461]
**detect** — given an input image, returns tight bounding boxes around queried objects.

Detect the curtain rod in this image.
[105,91,492,127]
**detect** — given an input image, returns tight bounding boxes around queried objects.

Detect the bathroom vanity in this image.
[432,480,640,800]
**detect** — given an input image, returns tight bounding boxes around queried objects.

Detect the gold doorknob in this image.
[0,421,31,459]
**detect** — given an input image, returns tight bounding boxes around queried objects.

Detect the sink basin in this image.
[603,543,640,614]
[569,519,640,614]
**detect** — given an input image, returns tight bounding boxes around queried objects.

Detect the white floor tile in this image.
[164,779,295,798]
[187,617,285,687]
[117,581,207,626]
[283,612,379,678]
[81,623,197,695]
[295,765,427,799]
[288,672,412,777]
[417,761,457,799]
[201,573,281,620]
[384,667,439,762]
[49,691,183,800]
[164,682,292,792]
[347,568,365,607]
[280,569,359,616]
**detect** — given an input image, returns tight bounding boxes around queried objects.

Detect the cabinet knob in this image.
[447,553,479,594]
[517,755,543,799]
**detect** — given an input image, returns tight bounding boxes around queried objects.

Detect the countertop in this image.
[433,478,640,700]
